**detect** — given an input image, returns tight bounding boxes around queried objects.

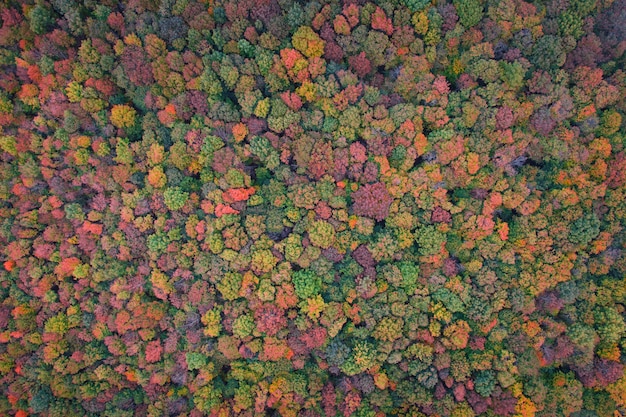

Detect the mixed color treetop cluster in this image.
[0,0,626,415]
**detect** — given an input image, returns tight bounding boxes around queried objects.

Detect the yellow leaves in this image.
[514,394,537,417]
[412,12,429,35]
[296,81,317,102]
[429,320,441,338]
[147,143,165,165]
[301,294,325,320]
[113,39,125,55]
[269,376,288,399]
[465,259,483,274]
[374,372,389,390]
[201,308,222,338]
[589,137,612,158]
[0,135,17,156]
[150,269,173,300]
[110,104,137,128]
[65,81,83,103]
[292,26,325,58]
[502,189,526,209]
[451,58,465,75]
[467,152,480,175]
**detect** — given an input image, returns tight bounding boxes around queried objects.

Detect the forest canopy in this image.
[0,0,626,416]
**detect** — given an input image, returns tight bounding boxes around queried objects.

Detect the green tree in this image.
[28,4,55,35]
[186,352,208,371]
[416,225,446,256]
[163,187,189,211]
[216,272,242,301]
[308,220,336,249]
[453,0,483,28]
[531,36,566,70]
[292,269,322,299]
[569,213,600,246]
[474,370,496,397]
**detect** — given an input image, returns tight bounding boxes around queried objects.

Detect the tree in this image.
[569,213,601,246]
[531,36,566,70]
[28,4,55,35]
[308,220,336,249]
[474,370,496,397]
[351,182,394,221]
[292,26,325,58]
[163,187,189,211]
[416,225,446,256]
[110,104,137,129]
[453,0,483,28]
[292,269,322,300]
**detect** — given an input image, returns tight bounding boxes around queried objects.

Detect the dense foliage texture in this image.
[0,0,626,416]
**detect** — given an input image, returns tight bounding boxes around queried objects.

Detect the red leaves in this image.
[254,304,286,336]
[280,48,303,71]
[351,182,393,221]
[309,140,333,179]
[115,310,131,335]
[431,207,452,224]
[259,337,290,361]
[145,340,163,363]
[348,52,372,78]
[280,91,302,111]
[222,187,256,203]
[371,7,393,36]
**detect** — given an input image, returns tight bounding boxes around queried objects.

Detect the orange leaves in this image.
[223,187,256,203]
[82,221,103,235]
[147,143,165,165]
[147,166,167,188]
[577,104,596,121]
[215,203,239,217]
[436,135,465,165]
[342,3,360,28]
[54,257,81,278]
[280,48,303,71]
[476,215,495,232]
[497,222,509,241]
[259,337,290,362]
[442,320,470,350]
[232,123,248,143]
[413,133,428,156]
[589,137,612,158]
[333,15,351,35]
[18,83,39,102]
[157,108,176,126]
[3,260,15,271]
[518,199,541,216]
[115,310,131,334]
[467,152,480,175]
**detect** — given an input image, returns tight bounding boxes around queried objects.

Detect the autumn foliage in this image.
[0,0,625,416]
